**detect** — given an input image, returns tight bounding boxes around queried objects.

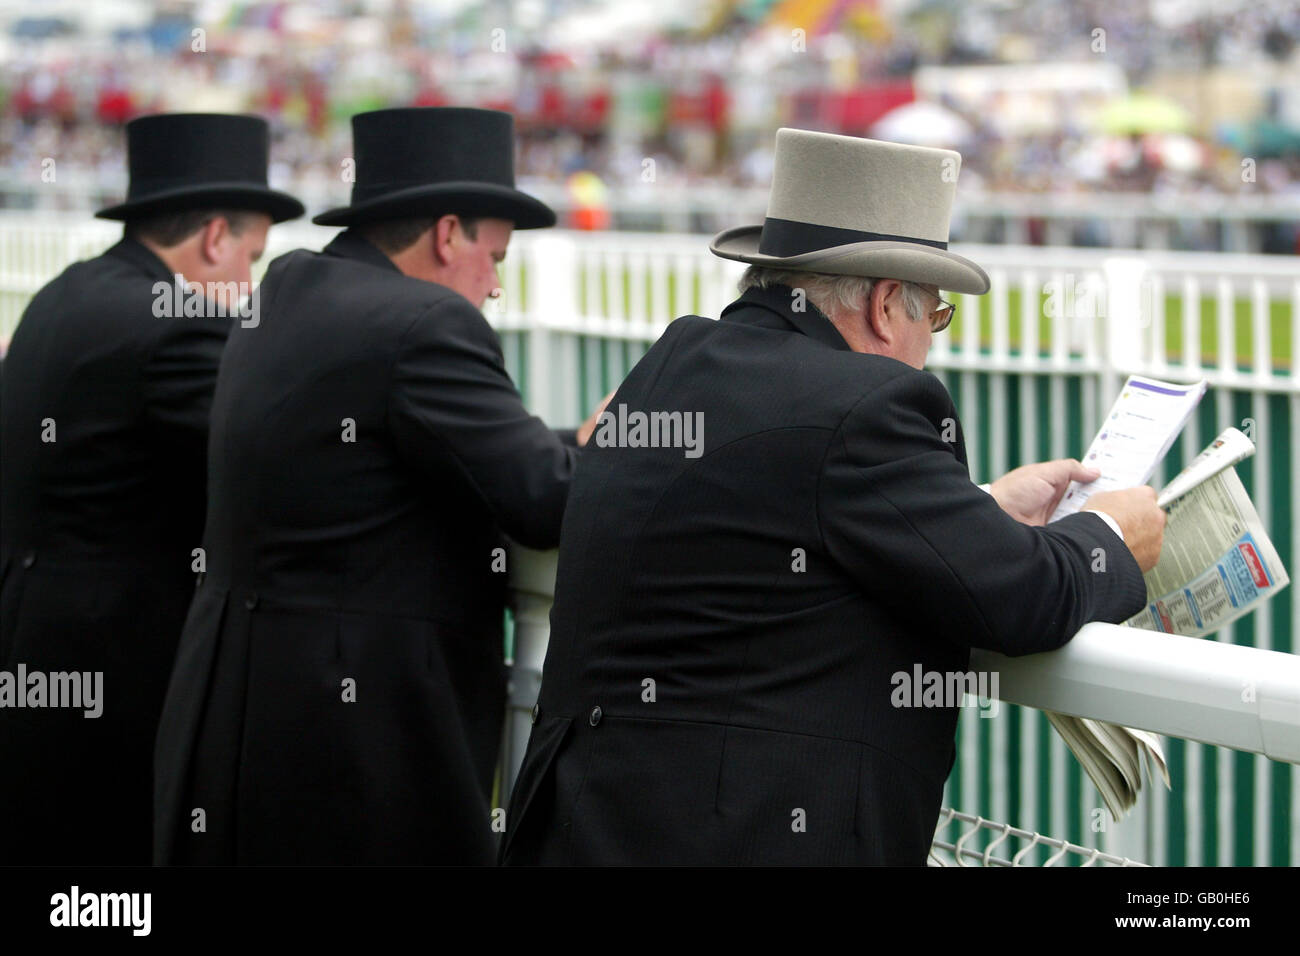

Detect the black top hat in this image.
[96,113,304,223]
[313,107,555,229]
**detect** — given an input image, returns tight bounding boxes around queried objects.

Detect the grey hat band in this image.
[757,217,949,258]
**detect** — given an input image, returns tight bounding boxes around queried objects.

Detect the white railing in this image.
[3,185,1298,252]
[3,216,1298,385]
[973,626,1300,765]
[929,809,1149,867]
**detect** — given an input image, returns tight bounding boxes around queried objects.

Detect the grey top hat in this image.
[710,128,989,295]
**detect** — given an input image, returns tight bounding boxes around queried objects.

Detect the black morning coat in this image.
[0,238,228,864]
[500,283,1149,866]
[152,230,578,865]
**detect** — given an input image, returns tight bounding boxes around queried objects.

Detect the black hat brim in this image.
[312,181,556,229]
[95,183,305,223]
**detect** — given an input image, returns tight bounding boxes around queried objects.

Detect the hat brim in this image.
[95,183,305,223]
[312,182,556,229]
[709,224,990,295]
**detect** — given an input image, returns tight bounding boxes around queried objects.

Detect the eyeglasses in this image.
[928,292,956,333]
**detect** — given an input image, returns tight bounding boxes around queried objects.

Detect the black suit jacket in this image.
[153,231,578,865]
[0,238,228,864]
[500,284,1147,866]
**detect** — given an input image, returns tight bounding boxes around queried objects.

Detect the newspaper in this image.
[1125,431,1288,637]
[1045,713,1171,822]
[1154,424,1255,509]
[1050,375,1206,522]
[1038,379,1287,820]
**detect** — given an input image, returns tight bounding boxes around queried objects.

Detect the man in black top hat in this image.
[153,106,604,865]
[0,113,303,865]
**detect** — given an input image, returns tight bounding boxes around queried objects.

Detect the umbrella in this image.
[1096,93,1191,135]
[869,100,973,148]
[1152,133,1205,172]
[1243,119,1300,158]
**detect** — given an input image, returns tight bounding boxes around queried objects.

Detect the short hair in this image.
[124,208,258,248]
[738,265,932,323]
[357,215,481,256]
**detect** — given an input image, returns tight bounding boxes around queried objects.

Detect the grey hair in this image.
[738,265,932,323]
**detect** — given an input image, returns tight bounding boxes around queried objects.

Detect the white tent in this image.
[870,100,973,148]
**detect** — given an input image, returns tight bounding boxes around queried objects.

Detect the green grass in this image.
[950,289,1295,371]
[576,264,701,320]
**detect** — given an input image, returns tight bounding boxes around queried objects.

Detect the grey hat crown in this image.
[766,129,958,247]
[710,128,989,295]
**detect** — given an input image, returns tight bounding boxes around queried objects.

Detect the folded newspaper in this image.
[1042,376,1289,820]
[1124,425,1287,637]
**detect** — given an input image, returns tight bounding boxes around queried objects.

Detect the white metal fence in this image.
[2,213,1297,865]
[4,185,1298,252]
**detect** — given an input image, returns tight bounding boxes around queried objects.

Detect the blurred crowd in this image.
[1,0,1298,221]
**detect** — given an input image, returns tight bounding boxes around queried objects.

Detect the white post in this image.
[1102,256,1147,375]
[525,234,581,426]
[502,545,559,796]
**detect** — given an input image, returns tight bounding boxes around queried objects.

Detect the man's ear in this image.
[865,279,899,345]
[432,215,458,267]
[198,216,228,265]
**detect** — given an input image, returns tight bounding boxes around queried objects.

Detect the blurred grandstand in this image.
[0,0,1299,248]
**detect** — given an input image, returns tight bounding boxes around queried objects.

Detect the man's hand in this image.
[1084,487,1167,572]
[988,459,1099,526]
[576,390,616,447]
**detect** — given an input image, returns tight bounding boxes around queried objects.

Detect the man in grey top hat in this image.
[500,128,1166,865]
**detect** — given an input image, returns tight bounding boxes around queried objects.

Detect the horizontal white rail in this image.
[8,182,1300,223]
[971,623,1300,763]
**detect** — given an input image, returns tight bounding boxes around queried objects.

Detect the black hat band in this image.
[757,216,949,257]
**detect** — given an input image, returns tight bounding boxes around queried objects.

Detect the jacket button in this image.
[21,551,36,569]
[244,592,259,610]
[589,705,602,727]
[530,703,540,724]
